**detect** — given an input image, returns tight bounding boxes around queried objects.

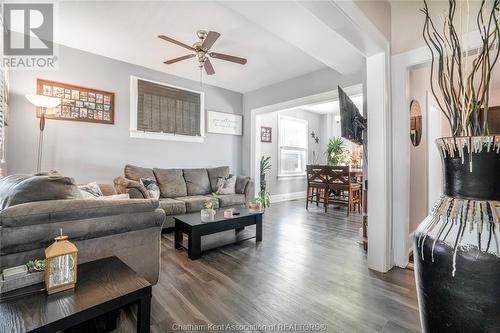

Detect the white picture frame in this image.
[206,110,242,136]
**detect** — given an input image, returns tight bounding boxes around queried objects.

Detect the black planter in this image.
[414,136,500,333]
[442,142,500,200]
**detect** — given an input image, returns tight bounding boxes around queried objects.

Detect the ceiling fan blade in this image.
[201,31,220,50]
[204,58,215,75]
[164,54,196,64]
[209,52,247,65]
[158,35,195,51]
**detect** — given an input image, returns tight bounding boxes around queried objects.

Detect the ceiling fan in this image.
[158,30,247,75]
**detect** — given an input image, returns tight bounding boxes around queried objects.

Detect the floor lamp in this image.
[25,94,62,173]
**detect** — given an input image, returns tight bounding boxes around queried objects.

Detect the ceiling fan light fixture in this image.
[159,30,247,75]
[196,30,208,41]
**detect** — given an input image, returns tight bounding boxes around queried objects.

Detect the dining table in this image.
[350,168,363,177]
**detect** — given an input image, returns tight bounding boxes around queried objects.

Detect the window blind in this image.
[136,79,201,136]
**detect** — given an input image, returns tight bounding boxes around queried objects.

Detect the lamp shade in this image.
[25,94,61,108]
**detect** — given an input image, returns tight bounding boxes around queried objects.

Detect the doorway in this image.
[251,84,363,202]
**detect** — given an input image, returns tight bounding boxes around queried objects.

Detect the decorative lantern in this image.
[44,228,78,295]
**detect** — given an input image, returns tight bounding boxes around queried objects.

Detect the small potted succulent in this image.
[247,200,261,211]
[201,193,218,222]
[26,259,46,273]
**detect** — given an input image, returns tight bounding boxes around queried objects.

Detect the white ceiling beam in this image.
[220,1,364,75]
[304,0,388,57]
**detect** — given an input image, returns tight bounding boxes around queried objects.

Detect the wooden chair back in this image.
[328,165,351,191]
[306,165,330,188]
[306,165,351,188]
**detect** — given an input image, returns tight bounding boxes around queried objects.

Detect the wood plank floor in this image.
[121,200,421,333]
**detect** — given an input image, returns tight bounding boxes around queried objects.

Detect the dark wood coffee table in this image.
[0,256,151,333]
[174,206,264,259]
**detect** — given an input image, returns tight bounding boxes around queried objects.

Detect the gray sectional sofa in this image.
[114,165,254,228]
[0,179,165,286]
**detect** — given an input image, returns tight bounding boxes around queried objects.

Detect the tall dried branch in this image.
[421,0,500,137]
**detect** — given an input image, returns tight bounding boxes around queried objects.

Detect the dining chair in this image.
[306,165,329,210]
[326,166,362,216]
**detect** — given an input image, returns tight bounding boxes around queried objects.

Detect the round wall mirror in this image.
[410,100,422,147]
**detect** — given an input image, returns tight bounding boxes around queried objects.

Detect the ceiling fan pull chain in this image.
[199,66,203,89]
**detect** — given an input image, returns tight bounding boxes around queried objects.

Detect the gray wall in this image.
[242,67,362,175]
[258,109,323,196]
[7,44,243,183]
[408,66,428,234]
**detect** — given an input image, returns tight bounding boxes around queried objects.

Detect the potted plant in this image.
[414,1,500,332]
[256,191,271,210]
[326,137,350,166]
[201,193,218,221]
[259,156,271,197]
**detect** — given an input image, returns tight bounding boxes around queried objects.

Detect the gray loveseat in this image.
[114,165,254,228]
[0,180,165,286]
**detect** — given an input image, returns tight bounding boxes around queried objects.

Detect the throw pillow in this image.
[216,176,236,195]
[140,177,160,199]
[78,182,103,199]
[97,193,130,200]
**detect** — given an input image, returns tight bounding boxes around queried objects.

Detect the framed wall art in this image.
[261,126,272,143]
[37,79,115,125]
[206,110,242,136]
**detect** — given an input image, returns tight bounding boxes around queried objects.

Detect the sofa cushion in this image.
[0,198,160,227]
[1,209,165,255]
[175,195,219,213]
[218,194,245,207]
[153,168,187,198]
[158,198,186,215]
[235,176,250,194]
[124,164,155,182]
[183,169,211,195]
[207,166,230,192]
[0,172,79,210]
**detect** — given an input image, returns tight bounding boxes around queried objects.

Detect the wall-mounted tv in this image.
[338,86,366,145]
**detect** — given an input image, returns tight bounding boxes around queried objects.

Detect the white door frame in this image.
[247,1,394,272]
[391,31,482,268]
[366,52,392,272]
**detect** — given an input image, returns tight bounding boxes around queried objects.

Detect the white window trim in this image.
[277,114,308,178]
[129,75,205,143]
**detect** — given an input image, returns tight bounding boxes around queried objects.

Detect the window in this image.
[130,76,205,142]
[278,115,308,177]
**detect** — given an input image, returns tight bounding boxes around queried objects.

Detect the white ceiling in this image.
[303,101,341,114]
[51,1,363,93]
[299,95,363,115]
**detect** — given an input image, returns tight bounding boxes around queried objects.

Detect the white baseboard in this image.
[270,191,306,203]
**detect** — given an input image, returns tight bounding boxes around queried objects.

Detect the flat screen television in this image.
[338,86,366,145]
